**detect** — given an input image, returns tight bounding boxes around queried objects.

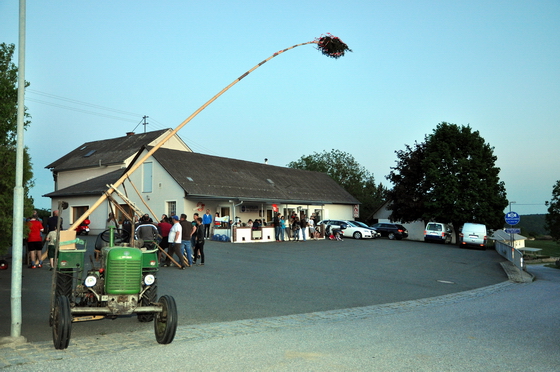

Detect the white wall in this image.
[56,165,125,190]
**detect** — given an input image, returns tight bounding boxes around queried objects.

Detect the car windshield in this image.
[352,221,368,228]
[346,221,360,227]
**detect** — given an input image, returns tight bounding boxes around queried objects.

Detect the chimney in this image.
[264,158,268,164]
[126,132,135,136]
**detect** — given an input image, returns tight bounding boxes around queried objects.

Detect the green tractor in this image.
[49,227,177,350]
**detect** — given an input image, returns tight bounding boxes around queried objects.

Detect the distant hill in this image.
[516,214,548,237]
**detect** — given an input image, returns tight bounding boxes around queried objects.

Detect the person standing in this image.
[202,209,212,239]
[164,216,185,269]
[191,213,199,253]
[300,216,308,242]
[307,217,315,240]
[135,215,159,249]
[157,217,172,262]
[122,218,133,241]
[45,226,58,270]
[279,215,286,241]
[214,212,221,230]
[27,215,44,268]
[193,217,205,265]
[106,212,119,229]
[273,212,281,242]
[291,217,300,242]
[180,214,193,266]
[46,210,63,233]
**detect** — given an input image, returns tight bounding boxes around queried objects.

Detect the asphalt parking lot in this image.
[0,236,508,343]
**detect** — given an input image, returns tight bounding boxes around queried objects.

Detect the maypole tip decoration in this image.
[316,34,352,59]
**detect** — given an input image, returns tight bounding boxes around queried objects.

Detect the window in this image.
[143,162,153,193]
[115,204,134,224]
[72,206,89,223]
[167,201,176,217]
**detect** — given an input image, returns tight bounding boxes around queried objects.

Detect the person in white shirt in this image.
[163,215,185,269]
[308,217,315,240]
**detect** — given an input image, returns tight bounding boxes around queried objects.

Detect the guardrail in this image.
[495,240,524,270]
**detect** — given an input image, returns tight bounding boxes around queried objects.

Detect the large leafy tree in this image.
[287,149,387,221]
[0,43,34,254]
[545,180,560,242]
[387,122,508,240]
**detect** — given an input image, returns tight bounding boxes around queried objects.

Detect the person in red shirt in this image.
[157,216,172,262]
[27,215,44,268]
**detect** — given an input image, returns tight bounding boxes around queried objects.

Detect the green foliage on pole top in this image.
[0,43,35,255]
[386,122,508,241]
[316,34,352,59]
[545,180,560,243]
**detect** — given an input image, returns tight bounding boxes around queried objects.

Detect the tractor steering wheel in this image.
[99,229,130,244]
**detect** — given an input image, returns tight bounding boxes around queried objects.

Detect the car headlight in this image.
[85,275,97,287]
[144,274,155,286]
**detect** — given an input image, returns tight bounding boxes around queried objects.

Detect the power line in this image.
[26,98,140,123]
[27,89,143,117]
[26,89,221,156]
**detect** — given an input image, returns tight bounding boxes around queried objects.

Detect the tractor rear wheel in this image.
[154,295,177,344]
[52,295,72,349]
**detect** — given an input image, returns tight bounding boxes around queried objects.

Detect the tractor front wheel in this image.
[138,280,157,322]
[154,295,177,344]
[52,295,72,349]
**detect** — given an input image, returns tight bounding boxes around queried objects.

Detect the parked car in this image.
[317,220,374,239]
[424,222,452,244]
[459,223,487,249]
[353,221,381,238]
[369,223,408,240]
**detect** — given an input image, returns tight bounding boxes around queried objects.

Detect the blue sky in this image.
[1,1,559,215]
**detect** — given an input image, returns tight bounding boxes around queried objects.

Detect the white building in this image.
[44,130,359,238]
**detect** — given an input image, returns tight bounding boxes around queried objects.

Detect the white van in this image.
[424,222,452,244]
[459,223,487,248]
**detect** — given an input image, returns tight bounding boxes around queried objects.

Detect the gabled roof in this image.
[45,129,171,172]
[45,148,359,205]
[151,148,359,204]
[43,168,125,197]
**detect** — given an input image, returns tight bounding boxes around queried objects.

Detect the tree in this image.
[385,141,428,223]
[0,43,34,254]
[545,180,560,242]
[387,122,508,241]
[287,149,387,221]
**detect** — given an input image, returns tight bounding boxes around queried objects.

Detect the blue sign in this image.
[505,211,520,225]
[505,228,521,234]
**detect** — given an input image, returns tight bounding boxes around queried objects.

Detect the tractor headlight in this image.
[85,275,97,287]
[144,274,155,286]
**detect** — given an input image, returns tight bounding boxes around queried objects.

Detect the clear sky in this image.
[1,1,559,215]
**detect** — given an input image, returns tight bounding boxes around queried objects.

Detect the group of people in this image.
[26,210,63,270]
[115,211,211,270]
[162,213,206,269]
[273,213,321,242]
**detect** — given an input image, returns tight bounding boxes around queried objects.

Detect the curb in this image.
[500,261,535,283]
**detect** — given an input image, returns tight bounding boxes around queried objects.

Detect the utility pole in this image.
[9,0,27,344]
[142,115,149,133]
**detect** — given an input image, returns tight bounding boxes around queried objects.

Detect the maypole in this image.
[67,34,351,231]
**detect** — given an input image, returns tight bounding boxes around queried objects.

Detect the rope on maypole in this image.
[68,34,351,231]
